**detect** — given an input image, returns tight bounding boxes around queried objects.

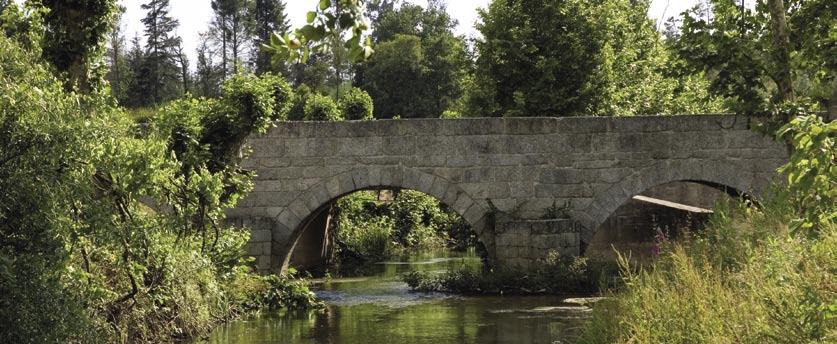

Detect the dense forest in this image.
[0,0,834,343]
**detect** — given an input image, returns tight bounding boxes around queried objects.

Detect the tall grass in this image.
[580,114,836,343]
[579,192,836,343]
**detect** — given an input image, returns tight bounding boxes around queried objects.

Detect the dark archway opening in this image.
[289,188,485,276]
[585,181,743,264]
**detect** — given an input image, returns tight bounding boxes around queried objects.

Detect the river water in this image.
[200,250,594,344]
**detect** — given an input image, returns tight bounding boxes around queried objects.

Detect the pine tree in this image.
[124,35,147,108]
[195,32,223,97]
[140,0,182,104]
[106,6,129,102]
[252,0,290,75]
[211,0,254,76]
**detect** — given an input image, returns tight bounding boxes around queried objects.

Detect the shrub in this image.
[259,273,324,311]
[0,32,309,343]
[776,113,836,235]
[261,73,293,121]
[288,84,312,121]
[339,87,374,120]
[303,93,343,121]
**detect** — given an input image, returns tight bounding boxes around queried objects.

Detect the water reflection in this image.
[199,250,591,344]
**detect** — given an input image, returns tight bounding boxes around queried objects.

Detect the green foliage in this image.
[0,2,46,54]
[339,87,374,120]
[777,113,836,235]
[259,274,324,311]
[41,0,118,92]
[252,0,291,76]
[403,254,619,295]
[138,0,183,105]
[262,72,294,120]
[0,32,301,342]
[303,92,343,121]
[466,0,719,117]
[672,0,835,114]
[264,0,373,64]
[389,190,451,248]
[288,83,312,120]
[0,33,117,343]
[334,191,396,261]
[579,204,836,343]
[357,2,469,119]
[333,190,477,269]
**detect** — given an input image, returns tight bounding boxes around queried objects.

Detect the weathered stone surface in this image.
[228,116,787,273]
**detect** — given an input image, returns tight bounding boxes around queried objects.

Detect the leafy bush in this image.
[0,31,306,343]
[303,93,343,121]
[334,191,396,262]
[259,274,324,311]
[339,87,374,120]
[262,73,294,121]
[288,84,312,121]
[776,113,835,235]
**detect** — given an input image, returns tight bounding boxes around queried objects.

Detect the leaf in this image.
[319,0,330,11]
[299,25,319,40]
[339,13,353,29]
[306,11,317,24]
[269,32,281,47]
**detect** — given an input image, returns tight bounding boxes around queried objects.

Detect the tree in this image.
[372,0,455,43]
[123,34,146,107]
[358,2,470,118]
[252,0,290,75]
[767,0,793,103]
[174,41,190,94]
[140,0,182,104]
[672,0,834,115]
[195,32,224,97]
[41,0,117,92]
[211,0,254,76]
[106,5,130,102]
[467,0,708,117]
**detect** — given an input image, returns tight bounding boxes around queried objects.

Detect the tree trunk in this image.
[767,0,794,103]
[221,15,228,80]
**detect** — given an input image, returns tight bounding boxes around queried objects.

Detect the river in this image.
[199,250,595,343]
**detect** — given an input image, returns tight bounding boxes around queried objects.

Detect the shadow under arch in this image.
[274,166,492,273]
[576,160,769,245]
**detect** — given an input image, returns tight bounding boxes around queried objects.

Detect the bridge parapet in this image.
[230,115,787,273]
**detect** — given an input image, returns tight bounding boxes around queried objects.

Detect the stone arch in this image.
[273,165,491,272]
[577,159,770,244]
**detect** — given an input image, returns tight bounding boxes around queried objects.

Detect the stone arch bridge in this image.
[227,115,787,273]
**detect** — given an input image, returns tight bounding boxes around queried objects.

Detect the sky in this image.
[114,0,716,68]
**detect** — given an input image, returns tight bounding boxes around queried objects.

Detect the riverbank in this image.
[402,254,620,296]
